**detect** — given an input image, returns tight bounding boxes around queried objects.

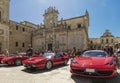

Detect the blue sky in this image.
[10,0,120,38]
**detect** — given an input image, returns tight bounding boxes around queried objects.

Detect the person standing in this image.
[4,49,9,56]
[103,45,110,55]
[109,45,114,56]
[71,47,78,58]
[117,43,120,68]
[26,45,33,58]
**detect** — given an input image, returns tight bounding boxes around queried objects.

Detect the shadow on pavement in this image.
[22,64,69,74]
[71,74,92,83]
[104,73,120,83]
[71,73,120,83]
[0,64,21,68]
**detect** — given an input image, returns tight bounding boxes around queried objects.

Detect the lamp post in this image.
[44,29,47,51]
[31,30,33,48]
[65,22,68,51]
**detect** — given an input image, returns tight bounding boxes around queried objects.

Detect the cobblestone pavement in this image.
[0,63,120,83]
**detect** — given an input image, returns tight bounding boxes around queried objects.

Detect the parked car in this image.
[1,53,28,66]
[0,54,5,63]
[23,52,69,70]
[70,50,117,78]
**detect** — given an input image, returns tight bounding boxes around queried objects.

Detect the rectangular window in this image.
[16,26,18,30]
[16,42,18,47]
[22,43,25,47]
[22,27,25,32]
[77,24,81,28]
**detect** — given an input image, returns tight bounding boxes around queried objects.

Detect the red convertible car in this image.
[1,53,28,66]
[70,50,117,78]
[23,52,69,70]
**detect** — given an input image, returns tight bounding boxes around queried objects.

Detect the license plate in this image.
[85,68,95,73]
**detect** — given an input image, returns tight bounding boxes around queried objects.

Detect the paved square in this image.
[0,64,120,83]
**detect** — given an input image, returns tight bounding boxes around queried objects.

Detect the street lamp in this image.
[31,30,33,48]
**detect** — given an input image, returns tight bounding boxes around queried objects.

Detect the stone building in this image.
[9,21,38,53]
[0,0,38,53]
[33,7,89,52]
[0,0,9,52]
[89,29,120,50]
[0,0,89,53]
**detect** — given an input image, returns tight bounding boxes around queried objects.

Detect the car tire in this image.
[45,61,53,70]
[14,58,22,66]
[64,59,68,65]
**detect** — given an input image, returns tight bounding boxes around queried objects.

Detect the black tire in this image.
[14,58,22,66]
[45,61,53,70]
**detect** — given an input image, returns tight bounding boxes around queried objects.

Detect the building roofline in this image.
[60,15,85,22]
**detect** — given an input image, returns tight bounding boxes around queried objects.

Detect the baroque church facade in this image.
[32,7,89,52]
[0,0,89,53]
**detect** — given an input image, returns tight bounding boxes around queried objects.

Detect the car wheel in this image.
[64,59,68,65]
[14,58,22,66]
[45,61,53,70]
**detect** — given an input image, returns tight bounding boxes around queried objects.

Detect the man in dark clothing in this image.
[26,45,33,58]
[109,45,114,56]
[103,45,110,55]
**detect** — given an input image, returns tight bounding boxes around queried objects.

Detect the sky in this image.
[10,0,120,38]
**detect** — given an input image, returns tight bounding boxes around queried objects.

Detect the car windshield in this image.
[82,51,107,57]
[9,54,15,56]
[18,53,26,56]
[43,53,55,58]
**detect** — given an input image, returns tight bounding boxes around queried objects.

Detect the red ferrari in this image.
[1,53,28,66]
[0,54,5,63]
[70,50,117,78]
[23,52,69,70]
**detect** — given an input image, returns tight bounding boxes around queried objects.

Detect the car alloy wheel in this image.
[15,59,22,66]
[46,61,52,70]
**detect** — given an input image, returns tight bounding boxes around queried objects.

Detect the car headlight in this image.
[107,58,114,66]
[71,60,78,64]
[109,58,114,65]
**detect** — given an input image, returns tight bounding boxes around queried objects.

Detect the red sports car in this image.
[0,54,5,63]
[70,50,117,78]
[1,53,28,66]
[23,52,69,70]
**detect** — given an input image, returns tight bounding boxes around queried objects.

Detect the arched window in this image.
[106,39,109,43]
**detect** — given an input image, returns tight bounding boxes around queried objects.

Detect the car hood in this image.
[23,57,46,64]
[2,56,14,60]
[74,56,113,66]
